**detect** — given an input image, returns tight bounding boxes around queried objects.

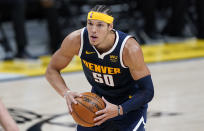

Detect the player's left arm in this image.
[94,38,154,126]
[121,37,154,114]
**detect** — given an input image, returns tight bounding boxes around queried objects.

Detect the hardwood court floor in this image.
[0,58,204,131]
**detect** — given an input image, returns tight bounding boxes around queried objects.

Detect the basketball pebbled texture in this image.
[71,92,105,127]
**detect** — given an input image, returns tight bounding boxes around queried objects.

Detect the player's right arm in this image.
[45,29,82,112]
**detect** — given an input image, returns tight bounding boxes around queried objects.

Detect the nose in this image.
[91,25,97,33]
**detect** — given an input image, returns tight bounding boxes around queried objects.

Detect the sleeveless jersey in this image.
[78,27,138,103]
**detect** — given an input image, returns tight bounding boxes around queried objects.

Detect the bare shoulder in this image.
[123,37,142,59]
[64,28,82,42]
[123,37,150,79]
[60,28,83,56]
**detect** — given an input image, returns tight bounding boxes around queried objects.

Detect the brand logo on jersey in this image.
[86,51,95,55]
[82,59,121,74]
[110,55,118,62]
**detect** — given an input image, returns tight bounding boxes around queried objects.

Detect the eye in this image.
[88,22,93,26]
[97,23,103,27]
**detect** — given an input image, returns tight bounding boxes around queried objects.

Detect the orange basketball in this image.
[71,92,105,127]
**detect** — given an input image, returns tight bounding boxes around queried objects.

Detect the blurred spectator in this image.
[161,0,188,37]
[0,0,32,59]
[0,99,19,131]
[195,0,204,39]
[0,21,12,57]
[139,0,161,40]
[0,0,63,60]
[40,0,63,53]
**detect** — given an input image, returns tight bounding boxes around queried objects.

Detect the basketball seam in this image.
[83,95,105,110]
[72,103,94,126]
[76,99,95,114]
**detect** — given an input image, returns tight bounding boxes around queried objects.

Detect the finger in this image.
[72,97,78,104]
[78,93,82,97]
[95,109,105,115]
[102,97,108,104]
[94,114,106,122]
[69,95,78,104]
[65,99,71,110]
[68,103,73,113]
[95,117,108,126]
[73,92,82,97]
[67,107,71,114]
[67,105,70,113]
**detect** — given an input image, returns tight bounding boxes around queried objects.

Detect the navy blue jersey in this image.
[78,27,139,104]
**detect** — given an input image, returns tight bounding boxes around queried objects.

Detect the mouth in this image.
[90,35,98,42]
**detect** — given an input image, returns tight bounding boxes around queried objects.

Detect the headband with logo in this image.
[87,11,114,24]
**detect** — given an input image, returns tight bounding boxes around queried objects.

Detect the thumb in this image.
[77,93,82,97]
[102,96,109,104]
[73,92,82,97]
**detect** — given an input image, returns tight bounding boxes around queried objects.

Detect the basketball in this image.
[71,92,105,127]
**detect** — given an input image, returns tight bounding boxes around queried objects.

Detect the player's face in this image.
[87,20,113,46]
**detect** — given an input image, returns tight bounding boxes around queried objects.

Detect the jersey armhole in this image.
[120,35,131,68]
[78,27,85,57]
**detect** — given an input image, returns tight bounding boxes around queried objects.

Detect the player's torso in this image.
[79,27,135,97]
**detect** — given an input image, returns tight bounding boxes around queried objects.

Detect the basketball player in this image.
[0,99,19,131]
[46,5,154,131]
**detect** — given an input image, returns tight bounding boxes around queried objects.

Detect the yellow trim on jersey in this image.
[87,11,114,24]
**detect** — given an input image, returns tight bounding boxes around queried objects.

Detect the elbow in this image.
[147,88,154,102]
[45,67,50,80]
[45,65,60,82]
[45,66,53,81]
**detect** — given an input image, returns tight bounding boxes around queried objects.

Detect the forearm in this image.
[0,100,19,131]
[45,67,70,97]
[121,75,154,114]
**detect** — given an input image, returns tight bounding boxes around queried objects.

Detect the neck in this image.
[95,30,115,54]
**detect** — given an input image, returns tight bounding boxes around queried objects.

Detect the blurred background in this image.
[0,0,203,60]
[0,0,204,131]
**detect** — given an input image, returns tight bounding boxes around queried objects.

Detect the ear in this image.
[108,23,113,31]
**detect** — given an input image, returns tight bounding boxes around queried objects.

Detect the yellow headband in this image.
[87,11,114,24]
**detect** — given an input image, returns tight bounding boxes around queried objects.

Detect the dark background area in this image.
[0,0,203,60]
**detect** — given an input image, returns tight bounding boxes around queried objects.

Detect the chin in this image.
[90,41,98,46]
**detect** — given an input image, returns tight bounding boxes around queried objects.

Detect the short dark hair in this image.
[91,5,112,16]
